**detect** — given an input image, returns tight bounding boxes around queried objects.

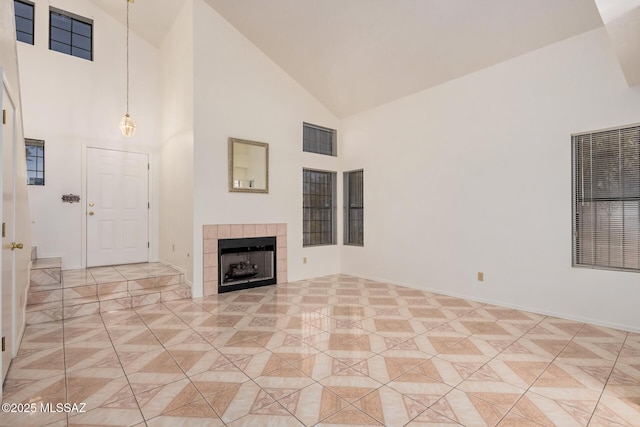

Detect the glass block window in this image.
[344,169,364,246]
[26,139,45,185]
[572,124,640,271]
[14,0,34,45]
[50,8,93,61]
[303,169,336,246]
[303,123,336,156]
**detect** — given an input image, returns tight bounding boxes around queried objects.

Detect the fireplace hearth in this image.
[218,236,277,293]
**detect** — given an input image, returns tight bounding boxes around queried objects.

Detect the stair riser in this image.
[27,275,183,302]
[30,268,62,287]
[27,289,63,305]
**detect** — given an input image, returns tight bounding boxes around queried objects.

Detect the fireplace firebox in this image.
[218,236,277,293]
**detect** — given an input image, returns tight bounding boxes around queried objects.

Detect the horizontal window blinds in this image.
[303,123,336,156]
[573,125,640,271]
[344,170,364,246]
[303,169,336,246]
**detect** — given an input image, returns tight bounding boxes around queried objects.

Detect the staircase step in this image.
[25,301,63,324]
[30,257,62,287]
[26,264,190,324]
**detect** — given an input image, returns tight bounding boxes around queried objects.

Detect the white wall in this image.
[341,28,640,332]
[158,0,194,283]
[18,0,161,269]
[191,0,341,297]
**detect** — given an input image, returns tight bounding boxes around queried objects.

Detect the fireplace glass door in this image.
[218,237,276,292]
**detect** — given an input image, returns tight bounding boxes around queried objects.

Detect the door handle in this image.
[10,242,23,250]
[88,212,94,216]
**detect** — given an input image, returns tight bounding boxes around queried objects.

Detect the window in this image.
[572,124,640,271]
[303,123,336,156]
[14,0,34,45]
[303,169,336,246]
[344,169,364,246]
[26,139,45,185]
[49,8,92,61]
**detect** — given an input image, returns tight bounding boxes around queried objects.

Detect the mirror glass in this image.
[228,138,269,193]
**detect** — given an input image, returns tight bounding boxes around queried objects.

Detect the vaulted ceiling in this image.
[88,0,637,118]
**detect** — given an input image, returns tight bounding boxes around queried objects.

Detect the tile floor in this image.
[2,275,639,426]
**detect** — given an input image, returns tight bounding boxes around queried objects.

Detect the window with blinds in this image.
[303,169,336,246]
[344,170,364,246]
[572,124,640,271]
[303,123,336,156]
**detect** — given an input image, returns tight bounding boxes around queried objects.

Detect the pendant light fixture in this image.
[119,0,136,137]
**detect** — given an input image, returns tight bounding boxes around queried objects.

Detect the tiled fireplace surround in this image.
[203,223,287,296]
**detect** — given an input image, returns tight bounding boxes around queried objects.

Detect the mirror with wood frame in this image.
[228,137,269,193]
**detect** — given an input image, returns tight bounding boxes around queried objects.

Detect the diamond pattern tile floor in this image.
[2,274,639,426]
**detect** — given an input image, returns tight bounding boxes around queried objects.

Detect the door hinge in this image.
[148,202,150,209]
[2,336,5,352]
[2,222,5,238]
[148,163,150,170]
[147,242,150,248]
[2,109,6,125]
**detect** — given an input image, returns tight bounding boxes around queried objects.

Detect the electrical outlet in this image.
[477,272,484,282]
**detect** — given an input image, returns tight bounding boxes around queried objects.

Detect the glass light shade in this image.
[119,113,136,137]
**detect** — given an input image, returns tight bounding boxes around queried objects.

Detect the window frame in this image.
[303,168,337,247]
[49,7,93,61]
[14,0,35,45]
[303,122,337,156]
[344,169,364,246]
[25,138,45,186]
[572,123,640,272]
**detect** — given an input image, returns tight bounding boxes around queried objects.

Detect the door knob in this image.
[88,211,94,216]
[89,202,94,207]
[10,242,23,250]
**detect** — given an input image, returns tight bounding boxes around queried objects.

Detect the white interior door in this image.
[87,148,149,267]
[1,82,16,382]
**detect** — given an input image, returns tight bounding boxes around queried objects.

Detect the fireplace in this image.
[202,223,287,297]
[218,236,277,293]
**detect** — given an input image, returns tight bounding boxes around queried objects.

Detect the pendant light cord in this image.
[126,0,130,114]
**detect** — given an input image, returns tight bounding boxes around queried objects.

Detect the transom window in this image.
[344,169,364,246]
[26,139,45,186]
[303,123,336,156]
[14,0,34,45]
[49,8,93,61]
[303,169,336,246]
[572,124,640,271]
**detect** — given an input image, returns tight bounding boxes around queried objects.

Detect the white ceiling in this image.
[88,0,187,48]
[90,0,606,118]
[595,0,640,85]
[594,0,639,22]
